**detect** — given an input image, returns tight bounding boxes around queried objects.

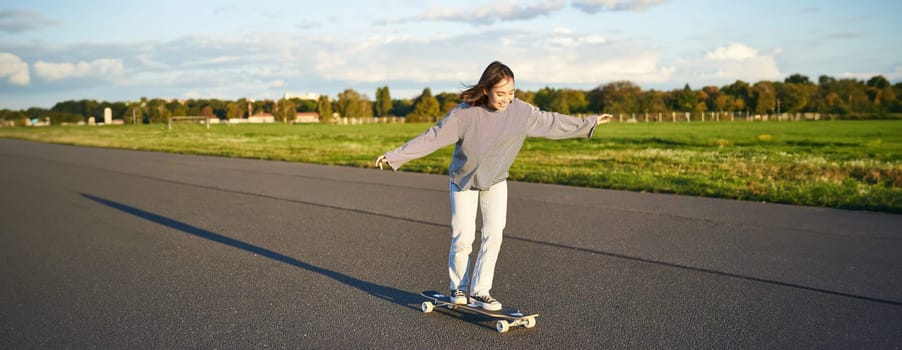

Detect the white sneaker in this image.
[450,290,467,305]
[470,294,502,311]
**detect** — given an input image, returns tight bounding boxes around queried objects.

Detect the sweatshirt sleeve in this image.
[525,103,599,139]
[382,113,460,170]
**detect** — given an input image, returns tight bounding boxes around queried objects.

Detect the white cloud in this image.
[705,43,759,61]
[136,54,170,70]
[0,52,30,86]
[572,0,669,13]
[389,0,567,25]
[517,50,675,84]
[33,59,125,81]
[836,66,902,82]
[2,29,791,107]
[375,0,668,25]
[546,28,606,48]
[311,29,670,87]
[581,36,606,44]
[683,43,781,85]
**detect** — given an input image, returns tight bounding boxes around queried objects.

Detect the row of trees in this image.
[1,74,899,125]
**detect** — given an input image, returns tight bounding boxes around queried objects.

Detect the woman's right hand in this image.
[596,114,614,124]
[375,155,389,170]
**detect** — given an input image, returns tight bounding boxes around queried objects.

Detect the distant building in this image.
[293,112,320,124]
[234,112,318,124]
[247,113,275,123]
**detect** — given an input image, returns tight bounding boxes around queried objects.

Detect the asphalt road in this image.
[1,138,900,349]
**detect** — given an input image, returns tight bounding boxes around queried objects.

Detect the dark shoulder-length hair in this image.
[460,61,515,107]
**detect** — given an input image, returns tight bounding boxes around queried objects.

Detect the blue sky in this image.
[1,0,900,109]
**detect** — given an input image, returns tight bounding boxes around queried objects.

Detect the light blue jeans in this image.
[448,180,507,297]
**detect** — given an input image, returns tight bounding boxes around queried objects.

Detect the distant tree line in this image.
[1,73,899,125]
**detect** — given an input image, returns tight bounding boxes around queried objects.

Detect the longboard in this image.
[420,290,539,333]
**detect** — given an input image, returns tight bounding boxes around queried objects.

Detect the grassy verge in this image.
[1,120,899,213]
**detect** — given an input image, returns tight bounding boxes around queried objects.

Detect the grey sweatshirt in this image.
[383,98,599,191]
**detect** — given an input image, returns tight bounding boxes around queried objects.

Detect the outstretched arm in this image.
[375,113,460,170]
[527,102,612,139]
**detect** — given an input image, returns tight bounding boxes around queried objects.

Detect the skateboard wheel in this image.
[496,320,510,333]
[524,316,536,328]
[421,301,434,313]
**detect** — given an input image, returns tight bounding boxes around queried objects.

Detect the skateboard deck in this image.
[420,290,539,332]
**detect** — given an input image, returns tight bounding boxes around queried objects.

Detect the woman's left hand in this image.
[375,155,389,170]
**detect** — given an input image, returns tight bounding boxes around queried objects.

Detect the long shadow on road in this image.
[81,193,423,310]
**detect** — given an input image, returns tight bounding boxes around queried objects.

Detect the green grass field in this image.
[1,120,900,213]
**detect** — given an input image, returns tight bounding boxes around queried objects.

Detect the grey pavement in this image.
[1,138,900,349]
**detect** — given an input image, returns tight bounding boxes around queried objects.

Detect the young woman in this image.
[376,61,612,311]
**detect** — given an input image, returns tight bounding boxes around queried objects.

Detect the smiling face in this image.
[484,77,515,111]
